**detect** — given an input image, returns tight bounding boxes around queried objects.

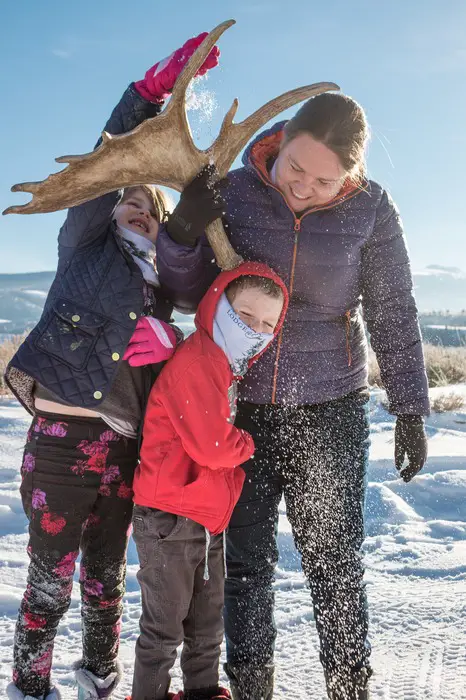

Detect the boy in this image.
[128,262,288,700]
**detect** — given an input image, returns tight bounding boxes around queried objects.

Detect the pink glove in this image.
[134,32,220,102]
[123,317,177,367]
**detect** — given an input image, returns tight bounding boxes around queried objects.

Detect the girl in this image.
[5,32,221,700]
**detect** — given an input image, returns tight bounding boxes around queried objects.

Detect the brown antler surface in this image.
[3,19,339,269]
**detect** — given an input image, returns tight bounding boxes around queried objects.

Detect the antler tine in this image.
[211,82,339,176]
[161,20,237,161]
[170,19,236,102]
[159,20,237,170]
[239,82,340,140]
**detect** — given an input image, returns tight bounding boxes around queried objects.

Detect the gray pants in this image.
[132,506,225,700]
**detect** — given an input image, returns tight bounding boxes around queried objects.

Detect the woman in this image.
[155,92,430,700]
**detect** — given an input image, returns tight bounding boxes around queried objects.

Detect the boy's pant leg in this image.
[181,530,224,692]
[132,509,201,700]
[283,392,372,697]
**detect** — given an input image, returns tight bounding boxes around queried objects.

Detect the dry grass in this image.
[423,344,466,387]
[0,337,464,405]
[0,334,26,394]
[368,343,466,389]
[430,391,465,413]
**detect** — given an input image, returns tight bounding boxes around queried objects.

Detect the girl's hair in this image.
[225,275,284,304]
[283,93,370,184]
[121,185,172,224]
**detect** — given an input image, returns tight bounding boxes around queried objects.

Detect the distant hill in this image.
[413,265,466,314]
[0,266,464,341]
[0,272,55,334]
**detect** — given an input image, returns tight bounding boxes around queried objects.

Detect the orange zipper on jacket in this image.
[345,310,353,367]
[271,219,300,403]
[252,162,362,403]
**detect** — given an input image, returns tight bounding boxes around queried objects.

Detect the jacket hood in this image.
[195,261,289,370]
[242,120,286,170]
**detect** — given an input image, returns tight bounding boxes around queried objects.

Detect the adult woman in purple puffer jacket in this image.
[155,92,430,700]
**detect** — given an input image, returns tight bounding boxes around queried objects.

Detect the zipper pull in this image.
[294,220,301,232]
[345,310,352,367]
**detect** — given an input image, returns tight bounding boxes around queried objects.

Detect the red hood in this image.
[195,261,289,370]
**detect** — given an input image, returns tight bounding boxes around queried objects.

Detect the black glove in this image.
[394,415,428,482]
[166,164,228,247]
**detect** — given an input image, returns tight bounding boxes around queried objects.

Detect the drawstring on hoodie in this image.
[203,529,228,583]
[223,530,227,578]
[203,528,211,582]
[345,311,352,367]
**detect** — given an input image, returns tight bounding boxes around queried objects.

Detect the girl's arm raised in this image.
[58,85,163,250]
[58,33,219,252]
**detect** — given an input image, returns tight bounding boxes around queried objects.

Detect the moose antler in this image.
[3,19,339,269]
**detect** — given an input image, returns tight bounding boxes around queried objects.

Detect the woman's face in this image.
[272,132,346,212]
[114,189,160,243]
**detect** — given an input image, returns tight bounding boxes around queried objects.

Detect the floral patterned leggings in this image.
[13,411,138,698]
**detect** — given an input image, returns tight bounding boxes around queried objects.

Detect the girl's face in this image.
[114,189,160,243]
[272,132,346,212]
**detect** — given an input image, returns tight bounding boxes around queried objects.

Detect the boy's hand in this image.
[123,317,177,367]
[135,32,220,103]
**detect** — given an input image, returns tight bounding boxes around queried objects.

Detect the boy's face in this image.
[230,287,283,334]
[114,189,159,243]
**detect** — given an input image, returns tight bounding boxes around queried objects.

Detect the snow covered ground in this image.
[0,388,465,699]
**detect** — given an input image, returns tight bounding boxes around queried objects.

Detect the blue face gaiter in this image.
[212,293,274,377]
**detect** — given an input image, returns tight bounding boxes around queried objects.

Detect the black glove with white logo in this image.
[394,415,428,482]
[166,164,228,247]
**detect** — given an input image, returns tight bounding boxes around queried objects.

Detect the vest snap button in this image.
[71,315,80,323]
[112,353,120,361]
[129,312,137,320]
[93,391,102,400]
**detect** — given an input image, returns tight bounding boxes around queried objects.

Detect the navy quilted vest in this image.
[6,83,174,411]
[8,225,172,410]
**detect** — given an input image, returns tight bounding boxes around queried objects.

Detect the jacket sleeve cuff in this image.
[156,225,204,271]
[156,225,212,314]
[133,80,166,104]
[387,395,431,417]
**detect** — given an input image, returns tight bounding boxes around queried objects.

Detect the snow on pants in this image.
[132,507,225,700]
[13,411,138,698]
[225,390,371,692]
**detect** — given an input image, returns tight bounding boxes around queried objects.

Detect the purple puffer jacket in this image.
[157,121,430,415]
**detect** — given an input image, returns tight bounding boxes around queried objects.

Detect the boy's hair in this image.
[122,185,172,224]
[225,275,284,304]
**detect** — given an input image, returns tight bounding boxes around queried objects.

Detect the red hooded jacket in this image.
[133,262,289,534]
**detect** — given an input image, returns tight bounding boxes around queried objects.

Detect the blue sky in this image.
[0,0,465,273]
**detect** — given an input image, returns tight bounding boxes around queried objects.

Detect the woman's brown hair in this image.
[283,93,369,184]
